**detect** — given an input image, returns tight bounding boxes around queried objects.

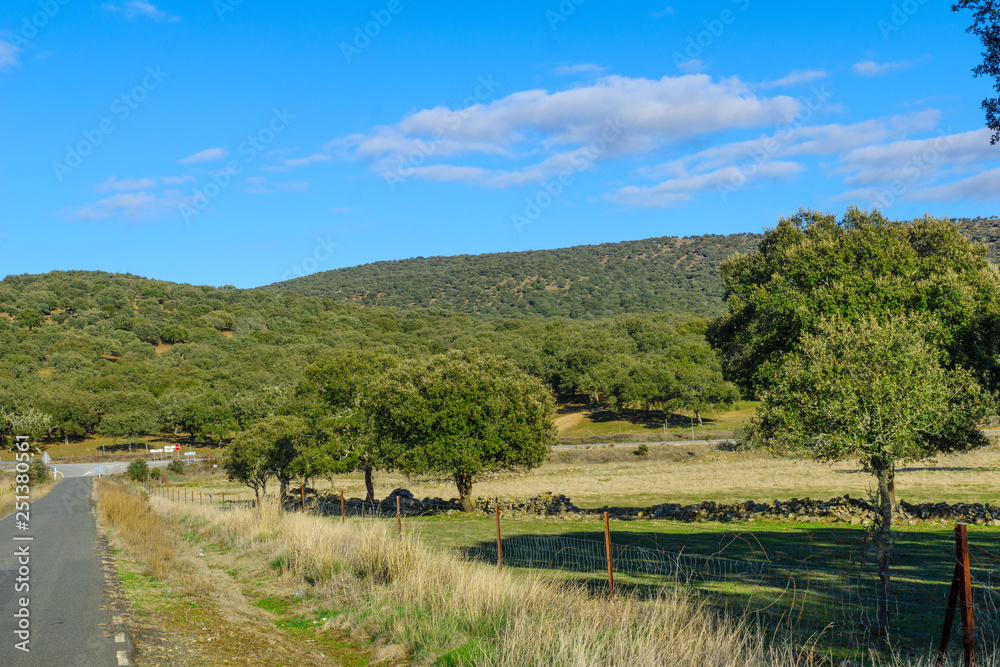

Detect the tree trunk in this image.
[364,467,375,507]
[696,410,703,427]
[455,473,474,512]
[874,467,894,642]
[888,466,896,507]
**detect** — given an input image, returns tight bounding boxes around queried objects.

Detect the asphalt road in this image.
[0,459,178,479]
[0,477,131,666]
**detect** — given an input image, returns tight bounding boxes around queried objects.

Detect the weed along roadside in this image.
[95,477,825,667]
[104,468,1000,665]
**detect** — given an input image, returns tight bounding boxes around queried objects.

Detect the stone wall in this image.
[304,489,1000,525]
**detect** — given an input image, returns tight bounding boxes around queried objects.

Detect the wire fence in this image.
[461,526,1000,660]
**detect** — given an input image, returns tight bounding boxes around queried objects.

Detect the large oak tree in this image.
[377,349,556,512]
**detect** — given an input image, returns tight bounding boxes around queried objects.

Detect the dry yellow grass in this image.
[95,480,358,665]
[112,485,1000,666]
[142,493,797,666]
[254,445,1000,510]
[0,473,58,519]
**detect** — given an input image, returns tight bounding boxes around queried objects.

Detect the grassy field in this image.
[152,440,1000,509]
[102,480,889,667]
[554,400,758,443]
[129,472,1000,664]
[146,441,1000,660]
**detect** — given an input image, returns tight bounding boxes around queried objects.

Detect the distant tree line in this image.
[0,271,736,453]
[223,348,556,512]
[266,217,1000,320]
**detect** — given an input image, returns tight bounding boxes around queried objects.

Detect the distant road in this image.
[0,477,132,666]
[554,430,1000,451]
[0,459,180,478]
[552,439,734,450]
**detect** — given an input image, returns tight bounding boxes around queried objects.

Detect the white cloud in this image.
[63,190,191,221]
[552,63,609,76]
[0,41,20,70]
[852,56,928,77]
[651,6,675,17]
[243,176,272,195]
[243,176,311,194]
[676,59,705,74]
[325,74,799,188]
[267,152,332,171]
[835,128,997,186]
[606,161,803,208]
[102,0,181,22]
[177,147,227,164]
[641,110,939,181]
[759,69,828,89]
[95,175,194,192]
[66,174,198,220]
[909,167,1000,201]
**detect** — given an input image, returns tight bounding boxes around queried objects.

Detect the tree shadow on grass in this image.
[459,525,1000,659]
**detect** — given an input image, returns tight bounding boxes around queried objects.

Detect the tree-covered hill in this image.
[266,216,999,319]
[0,271,727,445]
[266,233,764,318]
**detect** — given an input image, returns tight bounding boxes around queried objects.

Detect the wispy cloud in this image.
[0,41,21,70]
[66,174,197,220]
[759,69,828,89]
[63,190,191,221]
[243,176,310,194]
[909,166,1000,201]
[852,56,929,77]
[177,147,227,164]
[607,162,803,208]
[318,74,799,189]
[833,128,998,187]
[552,63,609,76]
[676,59,705,74]
[95,175,194,192]
[651,6,675,17]
[102,0,181,23]
[266,152,332,171]
[608,110,942,208]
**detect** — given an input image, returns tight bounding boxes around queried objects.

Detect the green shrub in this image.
[166,460,185,475]
[126,458,149,482]
[635,444,649,457]
[148,467,163,482]
[28,458,49,485]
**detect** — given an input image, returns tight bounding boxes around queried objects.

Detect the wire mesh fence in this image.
[461,525,1000,660]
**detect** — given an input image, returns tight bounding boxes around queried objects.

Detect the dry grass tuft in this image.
[0,474,58,520]
[107,483,1000,666]
[131,491,826,665]
[97,481,178,579]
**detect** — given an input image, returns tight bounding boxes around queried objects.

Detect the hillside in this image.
[266,216,1000,318]
[266,233,763,318]
[0,271,719,445]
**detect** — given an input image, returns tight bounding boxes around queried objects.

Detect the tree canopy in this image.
[377,349,557,511]
[708,209,1000,398]
[745,315,991,637]
[221,415,305,500]
[297,349,402,503]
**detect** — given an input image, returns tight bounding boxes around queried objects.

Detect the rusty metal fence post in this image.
[495,501,503,571]
[396,495,402,540]
[937,523,977,667]
[340,489,345,523]
[604,511,614,599]
[301,482,305,512]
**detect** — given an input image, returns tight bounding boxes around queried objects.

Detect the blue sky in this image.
[2,0,998,288]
